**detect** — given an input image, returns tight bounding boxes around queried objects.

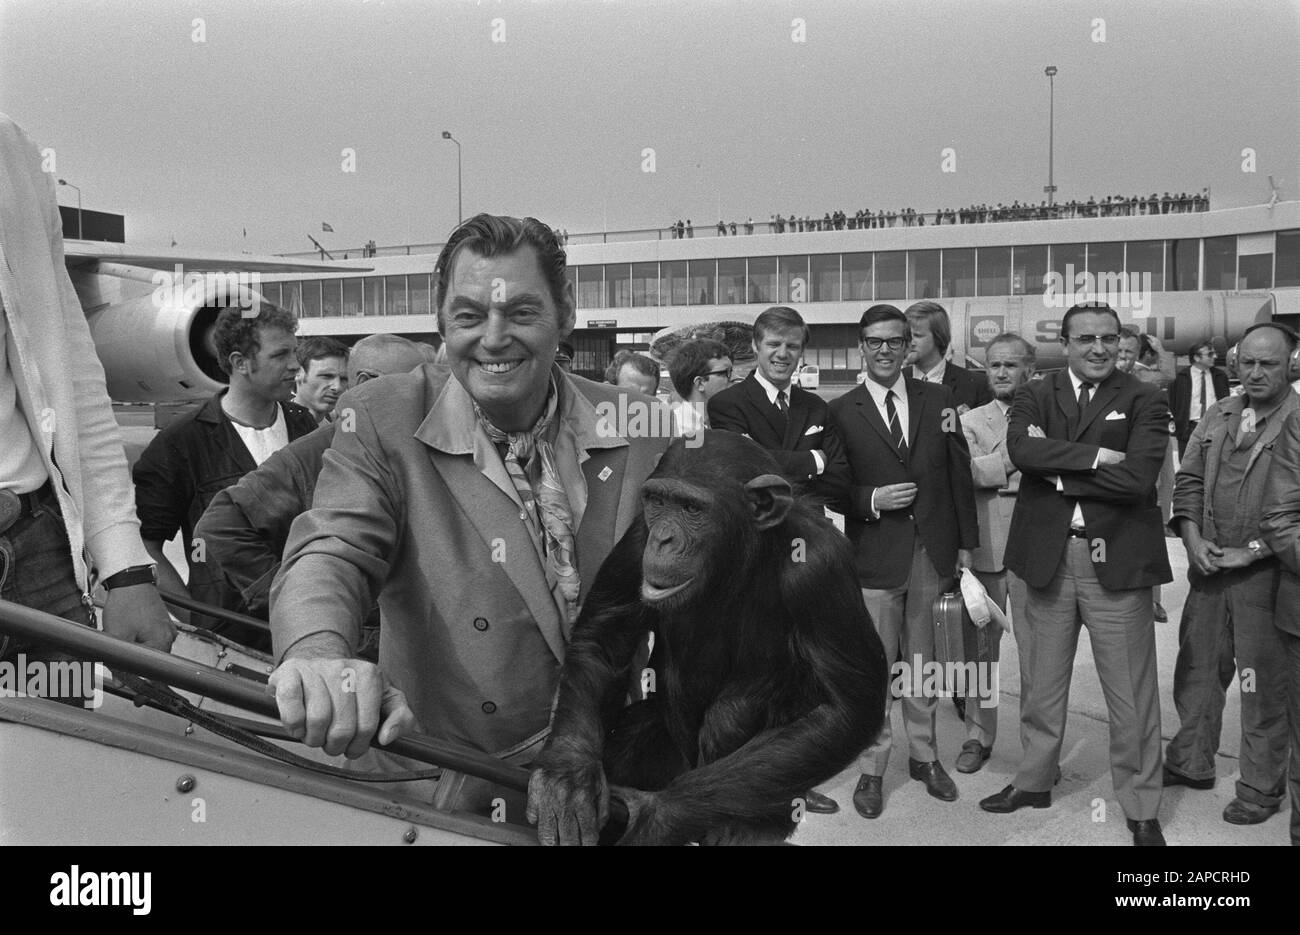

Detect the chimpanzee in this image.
[526,431,887,845]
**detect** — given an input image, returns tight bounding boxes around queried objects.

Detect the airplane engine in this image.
[85,290,236,403]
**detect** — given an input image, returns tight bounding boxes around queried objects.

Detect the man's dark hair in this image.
[753,306,810,346]
[668,338,730,399]
[1241,322,1300,352]
[296,335,350,371]
[433,214,569,322]
[213,303,298,375]
[904,300,952,356]
[1118,326,1140,341]
[858,304,909,341]
[1060,301,1120,340]
[605,349,659,385]
[1187,339,1216,362]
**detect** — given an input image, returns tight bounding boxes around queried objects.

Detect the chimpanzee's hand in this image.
[610,786,677,846]
[527,756,609,846]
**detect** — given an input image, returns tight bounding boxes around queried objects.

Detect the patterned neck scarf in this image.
[473,380,581,626]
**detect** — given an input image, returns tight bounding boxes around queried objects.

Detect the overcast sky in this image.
[2,0,1296,254]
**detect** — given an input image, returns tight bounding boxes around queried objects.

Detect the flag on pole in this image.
[322,222,334,233]
[242,227,247,237]
[170,234,177,247]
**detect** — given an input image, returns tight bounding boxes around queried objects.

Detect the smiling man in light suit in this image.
[267,215,670,816]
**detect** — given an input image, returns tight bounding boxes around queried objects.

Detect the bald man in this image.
[194,335,434,620]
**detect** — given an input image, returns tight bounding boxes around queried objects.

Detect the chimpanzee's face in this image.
[637,438,793,613]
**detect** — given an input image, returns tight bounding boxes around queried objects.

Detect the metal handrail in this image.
[0,598,529,792]
[157,589,271,632]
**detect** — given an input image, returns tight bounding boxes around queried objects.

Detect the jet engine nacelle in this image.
[85,291,232,404]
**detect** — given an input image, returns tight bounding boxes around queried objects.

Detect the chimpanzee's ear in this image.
[744,474,793,531]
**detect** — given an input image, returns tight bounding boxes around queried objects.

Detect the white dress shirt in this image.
[752,370,824,473]
[1189,364,1219,420]
[862,374,910,518]
[913,359,947,384]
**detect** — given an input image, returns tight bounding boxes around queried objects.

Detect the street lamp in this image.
[58,179,82,239]
[441,131,462,224]
[1044,66,1058,208]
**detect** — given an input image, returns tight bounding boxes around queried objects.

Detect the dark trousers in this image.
[1279,629,1300,846]
[1166,563,1288,808]
[0,487,94,662]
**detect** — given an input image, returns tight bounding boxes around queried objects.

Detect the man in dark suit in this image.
[978,302,1173,846]
[708,306,848,506]
[707,305,847,815]
[905,301,994,414]
[1169,340,1230,457]
[829,304,979,820]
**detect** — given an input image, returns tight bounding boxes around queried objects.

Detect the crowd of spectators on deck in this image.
[671,189,1209,238]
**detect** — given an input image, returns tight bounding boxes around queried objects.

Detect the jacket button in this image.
[473,617,489,631]
[481,701,497,714]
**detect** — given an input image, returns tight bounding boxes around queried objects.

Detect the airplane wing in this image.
[64,242,371,274]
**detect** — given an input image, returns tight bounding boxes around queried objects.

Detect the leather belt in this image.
[0,481,55,536]
[1066,526,1088,539]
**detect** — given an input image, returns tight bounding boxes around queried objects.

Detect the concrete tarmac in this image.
[792,538,1291,846]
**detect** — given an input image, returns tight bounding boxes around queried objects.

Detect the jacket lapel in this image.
[743,374,788,444]
[782,387,810,450]
[854,384,897,452]
[1245,395,1299,474]
[906,376,925,450]
[417,375,566,663]
[1074,373,1122,441]
[1055,371,1079,435]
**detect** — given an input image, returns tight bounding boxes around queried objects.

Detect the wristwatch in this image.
[103,564,158,590]
[1247,540,1265,560]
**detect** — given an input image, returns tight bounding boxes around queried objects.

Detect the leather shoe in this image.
[802,789,840,814]
[955,740,992,774]
[1128,818,1166,846]
[1153,602,1168,622]
[1162,766,1214,790]
[852,775,884,819]
[1222,798,1278,825]
[909,758,958,801]
[979,784,1050,813]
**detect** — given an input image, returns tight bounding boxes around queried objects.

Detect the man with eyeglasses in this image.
[979,302,1173,846]
[828,304,978,820]
[667,338,731,438]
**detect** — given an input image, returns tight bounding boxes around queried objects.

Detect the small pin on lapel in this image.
[598,466,613,482]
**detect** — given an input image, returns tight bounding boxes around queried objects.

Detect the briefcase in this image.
[931,591,967,691]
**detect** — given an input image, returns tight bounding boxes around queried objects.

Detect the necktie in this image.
[475,383,581,628]
[1078,381,1093,413]
[1199,370,1208,420]
[776,389,789,414]
[886,389,907,457]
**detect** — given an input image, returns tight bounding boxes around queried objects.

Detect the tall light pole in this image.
[441,131,462,224]
[58,178,82,239]
[1044,66,1058,208]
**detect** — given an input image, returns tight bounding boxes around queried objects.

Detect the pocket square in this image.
[804,424,824,436]
[1104,411,1127,421]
